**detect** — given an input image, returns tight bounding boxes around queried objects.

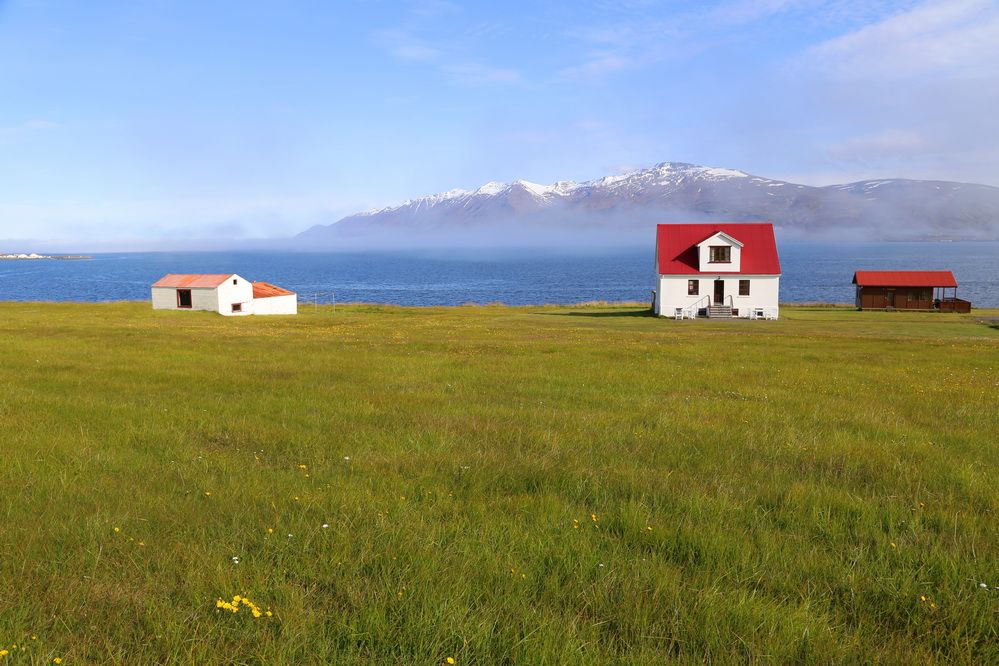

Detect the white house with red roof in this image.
[654,223,781,319]
[151,274,297,316]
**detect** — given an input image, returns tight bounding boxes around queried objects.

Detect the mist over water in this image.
[1,242,996,307]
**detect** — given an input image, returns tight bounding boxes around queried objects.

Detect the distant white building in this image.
[151,274,297,316]
[654,223,781,319]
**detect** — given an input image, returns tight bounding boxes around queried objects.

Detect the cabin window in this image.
[232,303,242,313]
[177,289,192,308]
[709,246,731,263]
[739,280,751,296]
[687,279,699,296]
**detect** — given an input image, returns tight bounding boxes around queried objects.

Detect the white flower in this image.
[980,582,989,588]
[343,456,351,461]
[321,523,329,529]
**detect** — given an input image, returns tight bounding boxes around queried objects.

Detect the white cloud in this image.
[0,119,62,136]
[805,0,999,77]
[373,17,520,86]
[373,28,441,62]
[441,62,520,85]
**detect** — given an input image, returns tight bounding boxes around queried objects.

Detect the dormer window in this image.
[709,246,731,263]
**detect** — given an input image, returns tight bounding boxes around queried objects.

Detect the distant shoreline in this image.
[0,253,90,260]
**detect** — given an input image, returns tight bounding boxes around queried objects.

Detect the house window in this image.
[232,303,242,313]
[233,279,238,285]
[688,279,699,296]
[709,246,731,263]
[739,280,750,296]
[177,289,192,308]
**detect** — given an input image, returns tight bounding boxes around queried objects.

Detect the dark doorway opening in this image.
[713,280,724,305]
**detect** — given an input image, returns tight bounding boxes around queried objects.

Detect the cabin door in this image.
[713,280,725,305]
[886,289,895,308]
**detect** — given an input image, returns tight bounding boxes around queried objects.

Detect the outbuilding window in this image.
[177,289,192,308]
[739,280,750,296]
[688,279,699,296]
[232,303,242,313]
[709,246,731,263]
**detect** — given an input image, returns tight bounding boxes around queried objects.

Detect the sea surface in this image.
[1,242,997,307]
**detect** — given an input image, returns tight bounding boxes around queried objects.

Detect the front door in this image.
[713,280,724,305]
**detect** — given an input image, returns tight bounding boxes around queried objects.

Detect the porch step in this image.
[707,305,733,318]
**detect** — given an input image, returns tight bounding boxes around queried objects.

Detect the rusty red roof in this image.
[656,223,781,275]
[852,271,957,287]
[152,274,234,288]
[252,281,295,298]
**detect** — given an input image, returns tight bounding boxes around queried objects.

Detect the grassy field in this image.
[1,301,997,664]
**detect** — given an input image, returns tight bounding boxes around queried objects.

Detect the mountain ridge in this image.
[298,162,999,247]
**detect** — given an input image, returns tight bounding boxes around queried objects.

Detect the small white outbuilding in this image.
[151,274,297,316]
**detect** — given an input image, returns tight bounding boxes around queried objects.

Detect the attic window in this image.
[233,279,237,285]
[709,246,731,263]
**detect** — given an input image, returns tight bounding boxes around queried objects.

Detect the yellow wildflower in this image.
[31,636,37,641]
[0,650,9,657]
[446,658,456,665]
[265,610,273,617]
[54,659,63,664]
[113,527,120,533]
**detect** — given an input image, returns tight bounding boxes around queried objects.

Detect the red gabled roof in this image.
[152,274,234,288]
[656,223,781,275]
[252,281,295,298]
[852,271,957,287]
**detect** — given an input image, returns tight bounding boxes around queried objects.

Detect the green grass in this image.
[1,302,998,664]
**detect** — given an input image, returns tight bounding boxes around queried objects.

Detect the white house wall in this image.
[214,277,254,316]
[697,235,742,272]
[252,294,298,315]
[656,275,780,317]
[151,286,221,312]
[151,287,179,310]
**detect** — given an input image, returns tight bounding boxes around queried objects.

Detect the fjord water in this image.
[1,241,997,307]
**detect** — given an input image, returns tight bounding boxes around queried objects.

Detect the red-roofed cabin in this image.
[654,223,781,319]
[852,271,969,312]
[151,273,297,315]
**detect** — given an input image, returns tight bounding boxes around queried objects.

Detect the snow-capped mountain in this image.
[297,162,999,247]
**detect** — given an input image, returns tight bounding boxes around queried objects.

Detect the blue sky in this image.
[2,0,998,242]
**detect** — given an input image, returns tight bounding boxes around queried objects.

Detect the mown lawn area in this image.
[1,302,997,664]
